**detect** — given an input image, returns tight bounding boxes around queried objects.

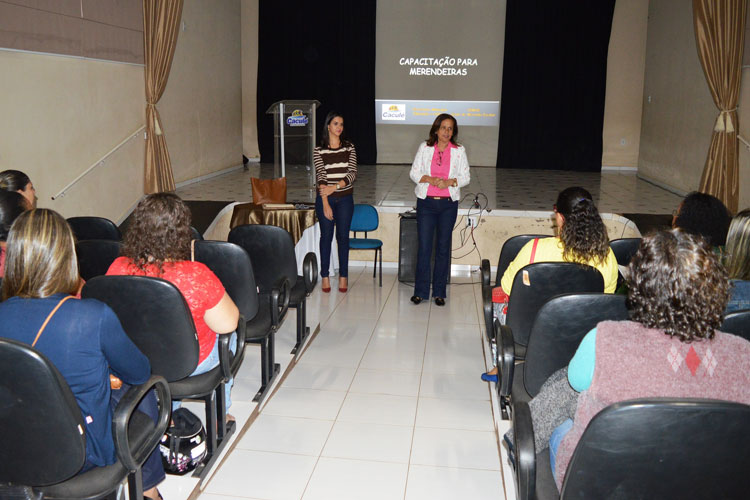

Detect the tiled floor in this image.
[196,267,504,500]
[177,163,682,214]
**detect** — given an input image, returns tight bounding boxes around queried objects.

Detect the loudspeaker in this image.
[398,211,451,284]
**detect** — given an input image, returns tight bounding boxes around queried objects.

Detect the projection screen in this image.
[375,0,506,166]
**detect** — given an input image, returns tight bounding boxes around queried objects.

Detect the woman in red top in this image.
[107,193,239,411]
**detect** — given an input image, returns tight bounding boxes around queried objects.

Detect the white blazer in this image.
[409,142,471,201]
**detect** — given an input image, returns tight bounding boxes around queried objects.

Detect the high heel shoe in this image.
[338,278,347,293]
[321,278,331,293]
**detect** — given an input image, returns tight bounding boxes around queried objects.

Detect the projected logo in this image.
[381,104,406,121]
[286,109,308,127]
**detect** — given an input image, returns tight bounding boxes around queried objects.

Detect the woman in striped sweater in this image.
[314,111,357,293]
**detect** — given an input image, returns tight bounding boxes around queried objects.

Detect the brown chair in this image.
[251,177,287,205]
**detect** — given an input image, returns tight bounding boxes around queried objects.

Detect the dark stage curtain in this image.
[497,0,616,172]
[257,1,377,165]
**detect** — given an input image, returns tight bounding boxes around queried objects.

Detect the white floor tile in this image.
[262,387,346,420]
[416,397,494,431]
[282,363,356,391]
[360,345,425,372]
[236,414,334,456]
[204,450,317,500]
[302,457,408,500]
[404,464,503,500]
[338,392,418,426]
[419,371,491,400]
[422,347,485,374]
[368,321,428,352]
[349,368,422,397]
[322,420,414,463]
[410,427,500,470]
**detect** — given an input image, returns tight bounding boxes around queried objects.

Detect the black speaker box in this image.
[398,211,451,284]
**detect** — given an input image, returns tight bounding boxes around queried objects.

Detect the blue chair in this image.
[350,204,383,286]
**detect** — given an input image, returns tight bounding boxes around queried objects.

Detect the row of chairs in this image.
[482,236,750,498]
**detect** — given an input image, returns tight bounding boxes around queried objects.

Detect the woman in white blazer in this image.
[409,113,470,306]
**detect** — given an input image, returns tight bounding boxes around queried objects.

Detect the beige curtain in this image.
[143,0,184,194]
[693,0,747,214]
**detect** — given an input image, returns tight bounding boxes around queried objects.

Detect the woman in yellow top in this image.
[483,186,618,381]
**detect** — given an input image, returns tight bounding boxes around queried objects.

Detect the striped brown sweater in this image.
[314,143,357,197]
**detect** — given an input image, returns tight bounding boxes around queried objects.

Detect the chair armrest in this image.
[483,284,494,342]
[227,317,247,378]
[112,375,171,471]
[513,400,536,500]
[303,252,318,295]
[496,320,515,397]
[481,259,491,289]
[217,331,233,382]
[270,277,291,327]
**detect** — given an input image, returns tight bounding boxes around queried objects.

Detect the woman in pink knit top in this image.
[549,229,750,489]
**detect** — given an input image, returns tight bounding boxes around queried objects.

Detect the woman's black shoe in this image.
[410,295,423,305]
[434,297,445,306]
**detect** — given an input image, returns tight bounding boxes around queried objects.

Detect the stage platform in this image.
[177,163,681,270]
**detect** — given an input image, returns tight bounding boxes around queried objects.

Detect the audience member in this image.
[482,186,618,382]
[0,190,29,276]
[106,193,239,416]
[672,191,731,247]
[509,230,750,491]
[724,209,750,313]
[0,169,37,209]
[0,209,165,499]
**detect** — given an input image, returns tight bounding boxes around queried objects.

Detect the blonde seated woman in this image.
[482,187,618,382]
[724,209,750,313]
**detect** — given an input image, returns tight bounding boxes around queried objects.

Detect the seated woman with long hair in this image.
[483,186,618,381]
[0,209,164,499]
[107,193,239,413]
[545,230,750,489]
[723,209,750,313]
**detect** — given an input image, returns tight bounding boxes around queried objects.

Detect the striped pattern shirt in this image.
[314,143,357,197]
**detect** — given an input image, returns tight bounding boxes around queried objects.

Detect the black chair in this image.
[496,293,628,419]
[194,240,289,402]
[67,216,122,241]
[76,239,122,281]
[481,234,548,337]
[512,398,750,499]
[0,338,170,500]
[501,263,604,361]
[721,309,750,341]
[82,275,243,477]
[191,226,203,241]
[229,224,317,354]
[609,237,641,267]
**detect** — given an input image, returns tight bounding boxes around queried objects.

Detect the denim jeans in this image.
[173,332,237,411]
[316,194,354,278]
[549,418,574,475]
[414,197,458,299]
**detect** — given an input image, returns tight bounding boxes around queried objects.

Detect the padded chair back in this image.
[609,237,641,267]
[495,234,548,286]
[506,262,604,347]
[351,204,379,232]
[76,239,121,281]
[721,309,750,341]
[82,276,200,381]
[524,293,629,397]
[228,224,298,294]
[67,216,121,241]
[194,240,259,322]
[191,226,204,241]
[0,338,86,485]
[560,398,750,499]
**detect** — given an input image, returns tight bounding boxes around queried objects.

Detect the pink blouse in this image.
[426,143,456,197]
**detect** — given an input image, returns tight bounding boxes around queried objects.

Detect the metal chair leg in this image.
[379,247,382,287]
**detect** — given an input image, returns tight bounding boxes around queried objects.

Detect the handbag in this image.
[251,177,287,205]
[159,407,207,475]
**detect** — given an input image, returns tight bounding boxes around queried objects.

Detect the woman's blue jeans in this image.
[315,194,354,278]
[414,197,458,299]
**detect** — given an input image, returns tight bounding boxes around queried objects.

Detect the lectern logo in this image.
[286,109,308,127]
[381,103,406,121]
